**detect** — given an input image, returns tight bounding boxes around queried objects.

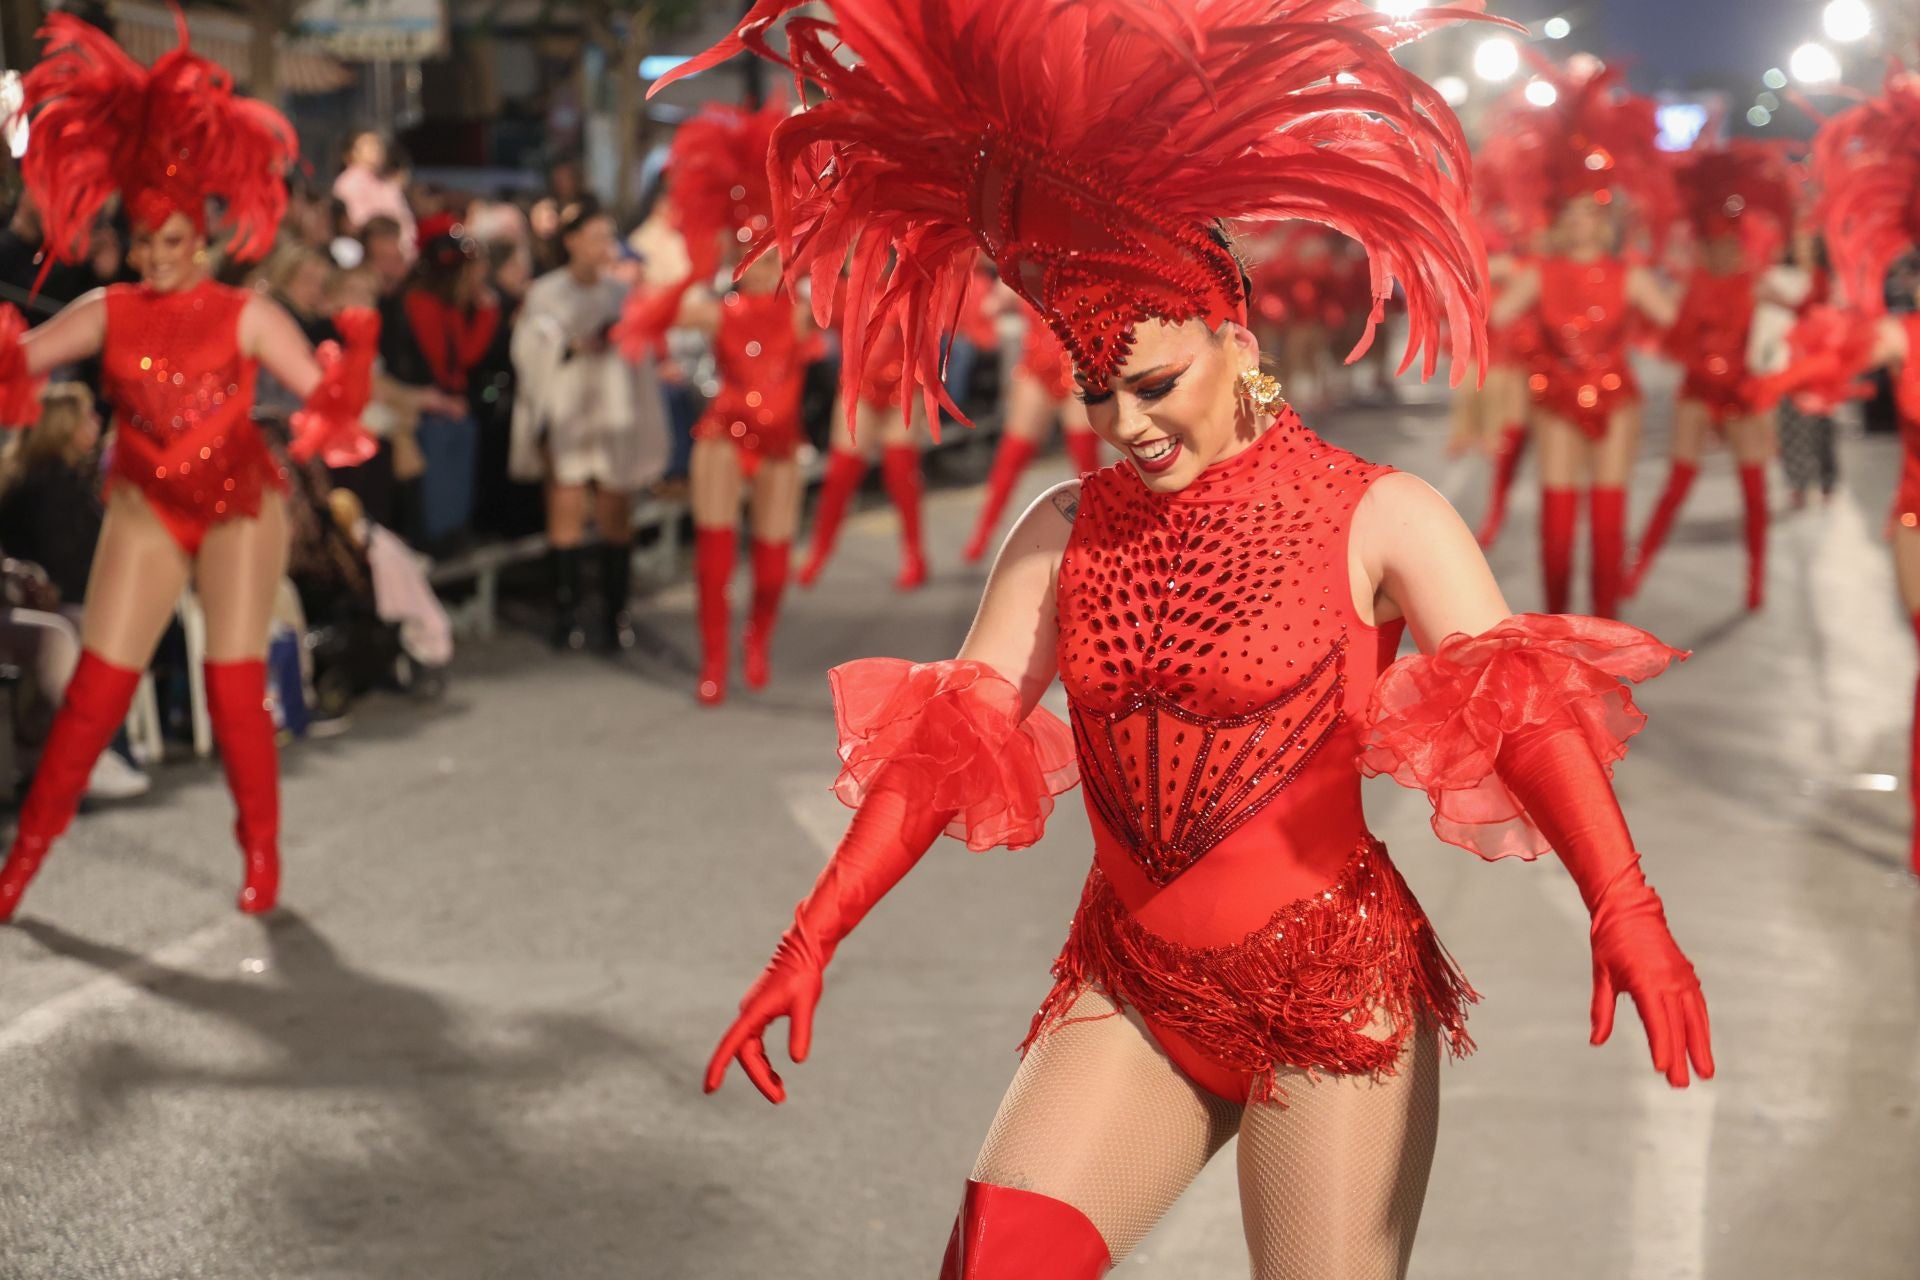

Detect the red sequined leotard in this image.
[692,288,821,474]
[1667,268,1756,423]
[102,280,285,552]
[1026,411,1475,1102]
[1525,256,1639,441]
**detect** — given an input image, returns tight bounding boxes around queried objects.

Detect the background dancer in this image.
[0,14,373,920]
[1487,55,1678,618]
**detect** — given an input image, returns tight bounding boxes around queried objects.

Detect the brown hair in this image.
[0,383,96,494]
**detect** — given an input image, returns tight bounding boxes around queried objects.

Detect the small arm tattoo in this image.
[1050,487,1080,524]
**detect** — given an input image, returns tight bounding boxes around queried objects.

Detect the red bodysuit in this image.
[692,288,819,474]
[1667,268,1756,423]
[102,280,285,552]
[1526,256,1639,441]
[1030,413,1473,1102]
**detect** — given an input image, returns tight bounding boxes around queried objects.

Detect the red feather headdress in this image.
[15,11,297,268]
[1477,54,1676,250]
[1675,140,1799,269]
[667,97,788,284]
[1813,63,1920,315]
[653,0,1510,431]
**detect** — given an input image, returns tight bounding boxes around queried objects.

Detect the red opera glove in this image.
[289,307,380,466]
[1362,614,1713,1086]
[0,305,44,429]
[706,659,1077,1103]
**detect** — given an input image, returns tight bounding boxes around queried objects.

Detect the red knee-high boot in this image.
[695,527,737,707]
[1739,462,1769,611]
[939,1181,1111,1279]
[964,435,1040,564]
[203,660,280,915]
[798,451,868,588]
[0,651,142,921]
[1541,486,1577,615]
[882,443,928,590]
[1590,486,1627,621]
[1911,613,1920,880]
[743,538,790,691]
[1064,429,1102,476]
[1625,460,1698,598]
[1476,422,1528,548]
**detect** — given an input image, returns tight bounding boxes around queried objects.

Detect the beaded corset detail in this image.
[1071,636,1348,886]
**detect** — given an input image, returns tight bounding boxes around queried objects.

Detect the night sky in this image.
[1565,0,1801,86]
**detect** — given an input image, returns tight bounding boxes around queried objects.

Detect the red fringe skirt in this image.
[1022,837,1478,1104]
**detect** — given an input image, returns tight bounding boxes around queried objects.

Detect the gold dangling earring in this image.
[1237,367,1282,416]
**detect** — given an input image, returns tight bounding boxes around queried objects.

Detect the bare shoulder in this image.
[986,478,1080,570]
[1355,470,1456,526]
[1044,478,1083,526]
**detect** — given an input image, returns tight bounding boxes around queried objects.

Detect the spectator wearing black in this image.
[470,238,544,538]
[380,219,498,552]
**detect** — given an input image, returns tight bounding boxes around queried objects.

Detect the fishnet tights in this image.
[968,989,1439,1278]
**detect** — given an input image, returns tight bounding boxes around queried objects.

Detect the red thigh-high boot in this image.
[964,435,1040,564]
[1476,422,1528,548]
[939,1181,1112,1279]
[1064,429,1102,477]
[798,451,868,588]
[1541,487,1577,615]
[695,526,737,707]
[0,651,142,921]
[1590,486,1628,621]
[882,443,928,590]
[1625,460,1698,598]
[1739,463,1769,611]
[743,538,790,691]
[203,659,280,915]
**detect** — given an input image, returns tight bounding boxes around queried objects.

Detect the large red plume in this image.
[666,96,787,285]
[1813,63,1920,316]
[653,0,1512,432]
[1477,54,1676,251]
[1676,140,1800,269]
[16,12,297,267]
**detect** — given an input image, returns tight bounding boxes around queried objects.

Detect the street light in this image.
[1822,0,1872,43]
[1762,67,1788,89]
[1474,36,1520,82]
[1789,41,1842,85]
[1435,75,1470,107]
[1748,105,1773,127]
[1543,16,1572,39]
[1524,78,1559,107]
[1374,0,1421,17]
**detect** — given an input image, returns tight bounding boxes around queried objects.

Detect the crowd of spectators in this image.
[0,129,695,806]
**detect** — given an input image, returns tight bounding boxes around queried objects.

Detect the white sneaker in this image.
[85,751,151,801]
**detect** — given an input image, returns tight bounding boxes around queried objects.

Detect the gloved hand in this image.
[1584,861,1713,1087]
[705,781,950,1103]
[1497,720,1714,1087]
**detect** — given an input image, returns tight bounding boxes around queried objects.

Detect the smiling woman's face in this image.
[1076,317,1264,494]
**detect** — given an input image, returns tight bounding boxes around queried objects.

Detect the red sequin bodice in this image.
[1668,268,1754,418]
[1057,412,1404,939]
[101,281,282,525]
[1527,256,1638,440]
[1896,315,1920,524]
[701,289,811,451]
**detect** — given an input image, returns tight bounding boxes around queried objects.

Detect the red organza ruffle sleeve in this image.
[1358,614,1687,861]
[0,305,44,429]
[288,307,380,466]
[829,657,1078,853]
